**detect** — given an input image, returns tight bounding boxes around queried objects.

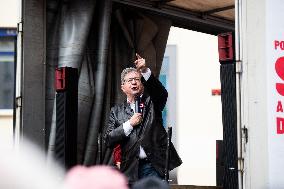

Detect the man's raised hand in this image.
[134,53,147,73]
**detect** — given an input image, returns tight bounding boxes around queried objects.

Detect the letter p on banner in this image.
[277,117,284,134]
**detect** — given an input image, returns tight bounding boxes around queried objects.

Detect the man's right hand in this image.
[134,53,147,73]
[130,113,142,127]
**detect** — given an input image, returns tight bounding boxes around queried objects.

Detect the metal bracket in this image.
[16,96,22,108]
[236,60,243,73]
[17,22,23,33]
[238,157,245,172]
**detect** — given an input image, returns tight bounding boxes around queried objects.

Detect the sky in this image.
[0,0,18,27]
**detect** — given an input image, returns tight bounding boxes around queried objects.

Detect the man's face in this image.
[121,71,144,98]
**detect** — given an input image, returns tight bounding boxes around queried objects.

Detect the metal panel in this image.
[168,0,234,11]
[21,0,46,147]
[168,0,234,20]
[113,0,234,35]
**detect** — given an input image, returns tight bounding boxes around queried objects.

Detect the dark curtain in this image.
[46,0,172,166]
[46,0,96,161]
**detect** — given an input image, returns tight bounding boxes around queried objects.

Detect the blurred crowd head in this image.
[0,135,65,189]
[64,165,129,189]
[0,134,169,189]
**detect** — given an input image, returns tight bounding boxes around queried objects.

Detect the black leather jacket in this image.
[104,74,182,183]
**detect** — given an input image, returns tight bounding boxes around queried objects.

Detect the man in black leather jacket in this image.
[105,54,182,184]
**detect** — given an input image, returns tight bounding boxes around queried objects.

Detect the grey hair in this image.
[121,67,139,84]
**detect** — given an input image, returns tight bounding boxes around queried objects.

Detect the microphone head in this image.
[134,96,140,113]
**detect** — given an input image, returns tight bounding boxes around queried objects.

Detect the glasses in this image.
[124,77,141,84]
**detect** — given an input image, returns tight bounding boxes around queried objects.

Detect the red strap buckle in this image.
[55,67,66,91]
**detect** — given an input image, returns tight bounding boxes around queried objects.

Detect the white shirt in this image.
[123,68,151,159]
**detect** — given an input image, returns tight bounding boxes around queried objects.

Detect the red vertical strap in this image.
[218,32,234,63]
[55,67,66,91]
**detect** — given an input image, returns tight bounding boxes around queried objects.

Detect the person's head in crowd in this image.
[0,135,65,189]
[131,176,170,189]
[64,165,129,189]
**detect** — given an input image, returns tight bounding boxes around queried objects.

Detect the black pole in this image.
[13,35,17,139]
[54,67,78,169]
[164,126,172,182]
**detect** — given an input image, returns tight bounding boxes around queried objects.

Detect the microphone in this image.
[134,96,141,113]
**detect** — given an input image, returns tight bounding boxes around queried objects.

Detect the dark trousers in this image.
[138,158,162,179]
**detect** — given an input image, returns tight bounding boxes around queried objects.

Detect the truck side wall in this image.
[242,0,269,188]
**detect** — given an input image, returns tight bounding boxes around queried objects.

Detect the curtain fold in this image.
[83,0,113,166]
[46,0,96,162]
